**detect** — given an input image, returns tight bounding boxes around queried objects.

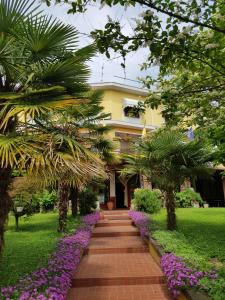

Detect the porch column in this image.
[124,183,128,207]
[223,179,225,203]
[180,178,191,191]
[109,170,116,209]
[141,175,152,189]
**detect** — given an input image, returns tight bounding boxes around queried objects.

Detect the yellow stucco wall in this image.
[100,89,164,128]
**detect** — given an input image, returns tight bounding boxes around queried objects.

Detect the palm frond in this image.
[20,15,78,61]
[0,86,88,129]
[0,0,39,34]
[33,58,90,93]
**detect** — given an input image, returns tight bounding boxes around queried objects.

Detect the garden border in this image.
[144,235,210,300]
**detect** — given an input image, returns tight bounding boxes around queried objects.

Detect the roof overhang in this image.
[90,82,149,97]
[102,119,157,130]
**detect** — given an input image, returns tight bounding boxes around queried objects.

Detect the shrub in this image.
[175,188,203,208]
[132,188,161,214]
[78,188,98,215]
[33,190,57,212]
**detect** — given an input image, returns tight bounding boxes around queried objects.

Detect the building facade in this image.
[91,82,225,209]
[91,82,164,209]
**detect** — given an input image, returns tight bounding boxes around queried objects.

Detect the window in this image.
[123,106,140,118]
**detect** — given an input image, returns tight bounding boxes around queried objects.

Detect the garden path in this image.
[68,210,172,300]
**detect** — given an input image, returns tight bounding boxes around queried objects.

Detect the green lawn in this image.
[151,208,225,299]
[0,212,80,288]
[151,208,225,265]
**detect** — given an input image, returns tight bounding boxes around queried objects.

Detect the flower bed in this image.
[1,211,100,300]
[128,210,150,238]
[161,253,217,298]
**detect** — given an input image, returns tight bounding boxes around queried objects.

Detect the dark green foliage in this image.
[175,188,203,208]
[33,190,57,212]
[132,188,161,214]
[78,188,98,215]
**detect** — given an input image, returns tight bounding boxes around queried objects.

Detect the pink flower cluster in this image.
[81,212,101,226]
[128,210,150,238]
[161,253,217,298]
[1,212,100,300]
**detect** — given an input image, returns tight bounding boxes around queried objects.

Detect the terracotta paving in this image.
[68,210,172,300]
[85,236,148,254]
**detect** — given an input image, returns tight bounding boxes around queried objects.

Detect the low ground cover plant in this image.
[152,208,225,300]
[128,210,150,238]
[1,212,100,300]
[161,253,217,297]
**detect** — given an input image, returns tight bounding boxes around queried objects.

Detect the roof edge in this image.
[90,82,149,96]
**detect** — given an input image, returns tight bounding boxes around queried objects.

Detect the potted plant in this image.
[107,200,114,210]
[203,201,209,208]
[99,209,105,220]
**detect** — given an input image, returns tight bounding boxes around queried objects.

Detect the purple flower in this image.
[128,210,150,238]
[1,212,100,300]
[161,253,218,298]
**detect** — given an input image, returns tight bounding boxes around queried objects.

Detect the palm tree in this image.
[42,89,114,227]
[123,129,213,230]
[0,0,98,253]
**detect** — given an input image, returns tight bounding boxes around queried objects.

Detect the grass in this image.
[151,208,225,265]
[0,212,80,288]
[151,208,225,300]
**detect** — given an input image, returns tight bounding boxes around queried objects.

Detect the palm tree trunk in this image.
[58,183,69,232]
[0,167,12,256]
[70,186,78,217]
[165,188,177,230]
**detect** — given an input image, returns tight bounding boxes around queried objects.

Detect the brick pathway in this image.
[68,210,172,300]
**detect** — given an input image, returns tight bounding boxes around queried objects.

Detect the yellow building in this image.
[91,82,164,209]
[92,82,225,209]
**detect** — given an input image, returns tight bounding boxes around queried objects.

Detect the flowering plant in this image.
[161,253,217,298]
[128,210,150,238]
[1,211,100,300]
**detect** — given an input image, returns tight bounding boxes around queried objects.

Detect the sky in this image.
[41,1,158,87]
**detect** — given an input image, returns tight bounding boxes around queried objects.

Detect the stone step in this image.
[105,215,130,220]
[96,220,133,227]
[103,210,129,215]
[72,275,165,287]
[92,231,139,237]
[85,247,148,254]
[86,236,147,254]
[92,225,139,237]
[68,284,172,300]
[73,253,165,287]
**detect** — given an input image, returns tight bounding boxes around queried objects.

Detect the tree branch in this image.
[138,0,225,35]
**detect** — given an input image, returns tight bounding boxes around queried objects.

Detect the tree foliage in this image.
[123,129,212,230]
[45,0,225,165]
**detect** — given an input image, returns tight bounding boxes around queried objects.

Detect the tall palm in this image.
[41,89,114,227]
[123,129,213,230]
[0,0,98,253]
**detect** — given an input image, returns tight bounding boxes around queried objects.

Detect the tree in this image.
[44,1,225,163]
[123,129,212,230]
[0,0,101,253]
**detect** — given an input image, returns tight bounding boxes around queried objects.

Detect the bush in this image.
[132,188,161,214]
[175,188,203,208]
[78,188,98,215]
[33,189,57,212]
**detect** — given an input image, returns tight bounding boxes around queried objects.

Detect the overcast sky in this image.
[42,1,158,87]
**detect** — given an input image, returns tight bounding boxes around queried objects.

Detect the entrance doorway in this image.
[196,171,225,207]
[115,174,125,208]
